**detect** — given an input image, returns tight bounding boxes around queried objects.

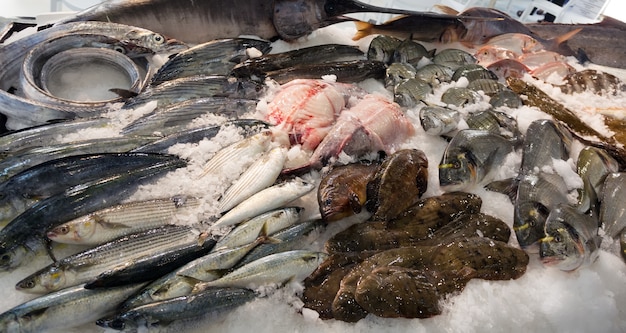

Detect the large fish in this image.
[57,0,472,43]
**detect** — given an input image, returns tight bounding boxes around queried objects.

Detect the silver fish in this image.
[385,62,417,88]
[367,35,402,64]
[415,64,454,86]
[540,203,601,271]
[96,287,256,331]
[214,207,304,251]
[47,196,200,245]
[438,129,514,191]
[576,147,619,215]
[520,119,572,175]
[211,179,315,229]
[465,109,520,139]
[393,78,432,108]
[218,147,287,213]
[16,225,206,293]
[451,64,498,82]
[599,172,626,238]
[0,283,142,333]
[0,154,186,271]
[432,48,477,70]
[440,87,483,107]
[0,153,177,225]
[192,250,328,291]
[199,131,273,178]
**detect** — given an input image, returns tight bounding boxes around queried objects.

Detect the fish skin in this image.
[438,130,514,191]
[576,146,619,215]
[266,60,387,85]
[96,287,256,331]
[519,119,572,176]
[16,225,208,293]
[199,131,273,179]
[192,250,328,291]
[47,196,201,245]
[540,204,601,271]
[0,153,177,225]
[419,106,461,136]
[0,154,186,272]
[352,14,468,42]
[599,172,626,238]
[0,283,143,333]
[211,179,315,229]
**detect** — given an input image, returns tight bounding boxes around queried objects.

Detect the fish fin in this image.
[575,48,591,65]
[109,88,138,99]
[258,223,282,245]
[552,28,582,45]
[485,177,519,203]
[432,5,460,16]
[352,21,373,41]
[95,218,131,230]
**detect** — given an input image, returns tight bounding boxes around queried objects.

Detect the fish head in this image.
[123,29,188,54]
[540,219,585,271]
[96,315,134,331]
[47,219,96,245]
[514,200,550,251]
[273,0,362,40]
[0,244,29,271]
[438,149,477,191]
[16,266,66,294]
[0,312,20,333]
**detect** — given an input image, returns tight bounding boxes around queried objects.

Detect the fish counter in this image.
[0,1,626,332]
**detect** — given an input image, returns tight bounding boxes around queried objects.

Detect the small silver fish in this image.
[199,131,273,178]
[540,204,601,271]
[211,179,315,229]
[192,250,328,292]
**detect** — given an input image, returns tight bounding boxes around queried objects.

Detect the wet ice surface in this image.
[1,23,626,333]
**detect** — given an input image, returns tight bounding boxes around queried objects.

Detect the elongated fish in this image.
[0,154,186,271]
[97,287,256,331]
[16,225,208,293]
[47,196,200,245]
[0,283,143,333]
[211,179,315,229]
[192,250,328,291]
[199,131,273,178]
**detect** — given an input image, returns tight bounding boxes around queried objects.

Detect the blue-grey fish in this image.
[0,283,143,333]
[0,154,186,271]
[419,105,460,136]
[96,287,256,331]
[599,172,626,238]
[438,129,514,191]
[519,119,572,175]
[540,203,601,271]
[576,146,619,215]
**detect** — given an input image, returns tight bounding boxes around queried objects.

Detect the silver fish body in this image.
[97,287,256,331]
[0,155,186,271]
[0,283,142,333]
[47,195,201,245]
[193,250,328,291]
[600,172,626,238]
[16,225,206,293]
[199,131,273,178]
[211,179,315,229]
[393,78,432,108]
[540,203,601,271]
[576,146,619,215]
[419,105,460,136]
[520,119,572,175]
[438,129,514,191]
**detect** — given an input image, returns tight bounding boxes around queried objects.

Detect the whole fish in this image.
[576,146,619,215]
[540,204,601,271]
[0,154,186,271]
[47,196,200,245]
[120,97,259,137]
[211,179,315,229]
[519,119,572,175]
[352,14,468,42]
[419,106,461,136]
[218,147,287,213]
[599,173,626,238]
[150,38,272,86]
[438,130,514,191]
[192,250,328,291]
[199,131,273,178]
[266,60,387,85]
[0,283,143,333]
[464,109,520,139]
[0,153,179,225]
[97,287,256,331]
[16,225,210,293]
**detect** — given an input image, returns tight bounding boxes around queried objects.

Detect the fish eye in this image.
[554,234,562,242]
[0,253,10,263]
[57,226,70,235]
[20,279,35,289]
[453,160,461,169]
[529,220,536,227]
[152,34,165,44]
[113,45,126,54]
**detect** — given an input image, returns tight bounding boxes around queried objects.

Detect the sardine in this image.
[97,287,256,331]
[121,97,259,137]
[211,179,315,228]
[0,153,180,225]
[192,250,328,291]
[218,147,287,213]
[599,172,626,238]
[0,154,186,271]
[47,196,200,245]
[0,283,142,333]
[438,130,514,191]
[16,225,209,293]
[540,204,601,271]
[150,38,272,86]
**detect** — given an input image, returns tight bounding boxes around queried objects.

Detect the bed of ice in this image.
[1,21,626,333]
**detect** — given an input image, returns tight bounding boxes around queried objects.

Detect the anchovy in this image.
[0,154,186,271]
[218,147,287,213]
[193,250,328,291]
[47,195,200,245]
[121,97,258,137]
[16,225,209,293]
[0,153,180,225]
[97,287,256,331]
[0,283,143,333]
[211,179,315,229]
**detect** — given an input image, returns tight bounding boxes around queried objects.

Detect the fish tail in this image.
[352,21,373,41]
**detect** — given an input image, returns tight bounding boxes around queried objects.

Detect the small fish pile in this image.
[303,192,528,321]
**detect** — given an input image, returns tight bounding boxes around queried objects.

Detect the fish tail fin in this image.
[353,21,373,41]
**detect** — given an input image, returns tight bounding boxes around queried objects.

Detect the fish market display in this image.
[0,2,625,332]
